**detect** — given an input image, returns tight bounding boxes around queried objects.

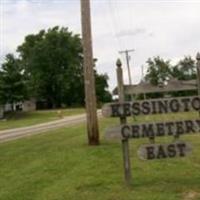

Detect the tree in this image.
[17,27,84,108]
[170,56,197,97]
[95,73,112,105]
[17,26,111,108]
[0,54,27,110]
[171,56,196,80]
[145,56,171,86]
[145,56,196,84]
[0,72,4,104]
[144,57,171,98]
[144,56,197,98]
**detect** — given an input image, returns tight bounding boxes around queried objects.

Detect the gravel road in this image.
[0,111,102,143]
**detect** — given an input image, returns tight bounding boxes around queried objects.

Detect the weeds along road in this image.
[0,111,102,143]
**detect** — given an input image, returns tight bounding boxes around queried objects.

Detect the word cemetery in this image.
[105,119,200,140]
[102,54,200,184]
[122,119,200,138]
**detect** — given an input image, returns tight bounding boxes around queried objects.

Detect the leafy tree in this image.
[17,27,84,108]
[95,73,112,105]
[144,56,197,98]
[17,26,111,108]
[144,57,171,98]
[170,56,197,97]
[0,54,27,110]
[145,56,171,86]
[171,56,196,80]
[0,72,4,104]
[145,56,196,85]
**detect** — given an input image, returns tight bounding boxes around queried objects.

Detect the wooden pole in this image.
[80,0,99,145]
[116,59,132,185]
[196,53,200,95]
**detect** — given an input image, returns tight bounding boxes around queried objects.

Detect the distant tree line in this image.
[143,56,197,98]
[0,26,197,109]
[0,27,112,110]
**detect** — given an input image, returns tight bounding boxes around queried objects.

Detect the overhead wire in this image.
[115,0,129,50]
[101,1,119,55]
[107,0,125,53]
[108,0,137,82]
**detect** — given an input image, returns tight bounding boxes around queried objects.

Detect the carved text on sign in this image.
[121,119,200,139]
[137,142,192,160]
[105,119,200,140]
[102,96,200,117]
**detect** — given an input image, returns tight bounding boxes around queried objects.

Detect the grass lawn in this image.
[0,108,85,130]
[0,112,200,200]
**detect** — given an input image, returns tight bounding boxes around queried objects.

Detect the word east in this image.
[144,143,187,160]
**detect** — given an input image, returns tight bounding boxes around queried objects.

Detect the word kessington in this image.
[110,96,200,116]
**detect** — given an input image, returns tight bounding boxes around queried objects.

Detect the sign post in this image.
[196,53,200,116]
[116,59,132,185]
[102,53,200,185]
[196,53,200,96]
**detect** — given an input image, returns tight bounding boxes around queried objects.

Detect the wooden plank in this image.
[102,95,200,117]
[113,79,197,95]
[137,142,192,160]
[105,119,200,140]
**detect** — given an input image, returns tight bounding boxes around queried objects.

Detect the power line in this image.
[103,1,120,53]
[107,0,125,51]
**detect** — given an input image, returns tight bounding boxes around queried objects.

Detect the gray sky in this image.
[1,0,200,90]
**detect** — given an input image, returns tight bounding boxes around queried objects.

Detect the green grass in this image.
[0,113,200,200]
[0,108,85,130]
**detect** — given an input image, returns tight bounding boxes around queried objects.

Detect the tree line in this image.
[143,56,197,98]
[0,26,197,110]
[145,56,196,84]
[0,27,112,110]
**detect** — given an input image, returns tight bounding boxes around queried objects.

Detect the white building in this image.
[1,99,36,118]
[0,105,4,119]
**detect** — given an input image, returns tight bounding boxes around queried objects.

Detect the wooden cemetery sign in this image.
[103,54,200,185]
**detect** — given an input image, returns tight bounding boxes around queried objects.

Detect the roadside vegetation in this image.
[0,108,85,130]
[0,112,199,200]
[0,27,111,111]
[0,25,199,200]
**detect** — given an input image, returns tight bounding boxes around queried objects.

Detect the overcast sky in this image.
[1,0,200,90]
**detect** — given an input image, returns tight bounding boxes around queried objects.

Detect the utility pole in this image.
[80,0,99,145]
[119,49,135,85]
